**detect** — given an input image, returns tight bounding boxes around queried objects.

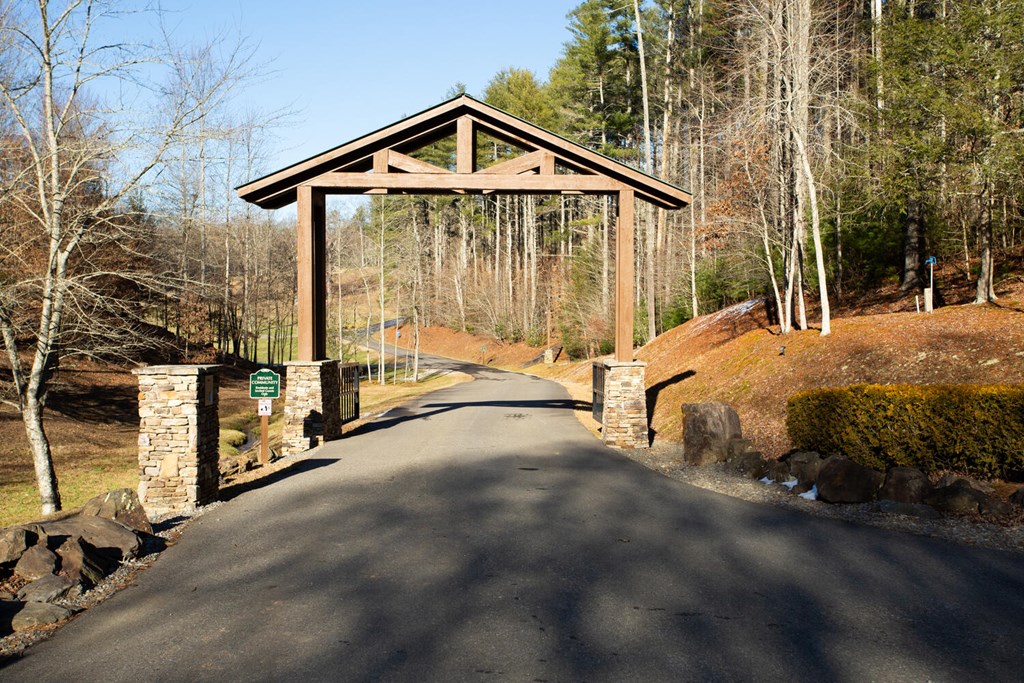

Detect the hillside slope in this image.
[638,302,1024,455]
[397,284,1024,460]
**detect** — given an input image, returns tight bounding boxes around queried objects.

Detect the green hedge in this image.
[786,384,1024,480]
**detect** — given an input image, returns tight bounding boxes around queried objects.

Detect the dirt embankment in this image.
[637,300,1024,455]
[407,289,1024,461]
[389,324,547,368]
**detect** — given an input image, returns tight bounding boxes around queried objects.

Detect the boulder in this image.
[925,480,989,515]
[816,456,884,504]
[729,450,768,479]
[11,601,72,631]
[879,467,933,504]
[786,451,824,487]
[14,544,57,581]
[80,488,153,534]
[17,574,76,603]
[0,526,37,566]
[220,450,258,478]
[681,403,742,466]
[936,474,995,496]
[727,438,757,459]
[54,536,107,586]
[767,459,791,483]
[875,500,942,520]
[1010,487,1024,510]
[978,496,1013,518]
[45,514,142,571]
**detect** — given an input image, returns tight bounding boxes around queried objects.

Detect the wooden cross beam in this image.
[305,172,626,195]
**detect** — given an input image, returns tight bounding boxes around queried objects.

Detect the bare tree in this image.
[0,0,256,515]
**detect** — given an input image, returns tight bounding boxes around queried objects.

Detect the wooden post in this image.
[615,190,635,362]
[297,185,327,361]
[457,116,475,174]
[259,414,269,466]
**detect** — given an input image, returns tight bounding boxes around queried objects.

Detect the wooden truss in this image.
[236,95,691,363]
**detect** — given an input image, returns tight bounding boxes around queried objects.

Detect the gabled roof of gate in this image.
[236,94,691,210]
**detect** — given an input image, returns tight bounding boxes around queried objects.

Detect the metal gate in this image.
[340,362,360,424]
[592,362,606,424]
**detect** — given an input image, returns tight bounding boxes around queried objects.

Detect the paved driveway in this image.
[2,362,1022,681]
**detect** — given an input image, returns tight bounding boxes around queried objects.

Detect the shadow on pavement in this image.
[218,458,339,503]
[348,398,588,437]
[15,444,1019,681]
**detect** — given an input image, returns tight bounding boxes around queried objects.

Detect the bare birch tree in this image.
[0,0,255,515]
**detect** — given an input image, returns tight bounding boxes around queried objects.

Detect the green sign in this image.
[249,369,281,399]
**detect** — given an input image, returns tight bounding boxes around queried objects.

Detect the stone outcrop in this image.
[17,574,76,603]
[80,488,153,534]
[937,473,995,496]
[0,496,156,636]
[727,440,768,479]
[815,456,884,504]
[681,402,741,465]
[45,515,142,572]
[767,459,791,483]
[11,602,73,631]
[879,467,933,504]
[925,479,1011,517]
[55,536,107,587]
[785,451,824,488]
[134,365,221,514]
[14,545,58,582]
[0,526,35,565]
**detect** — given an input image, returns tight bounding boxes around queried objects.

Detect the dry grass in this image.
[0,362,141,527]
[0,361,470,528]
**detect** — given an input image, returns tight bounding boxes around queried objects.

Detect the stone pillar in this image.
[601,360,649,450]
[134,365,220,514]
[282,360,341,456]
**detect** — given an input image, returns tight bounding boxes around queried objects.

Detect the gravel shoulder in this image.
[547,372,1024,555]
[623,442,1024,555]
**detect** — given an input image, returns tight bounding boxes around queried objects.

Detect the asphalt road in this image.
[3,360,1023,681]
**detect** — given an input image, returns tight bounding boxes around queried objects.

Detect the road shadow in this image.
[15,446,1021,681]
[348,398,587,437]
[218,457,338,503]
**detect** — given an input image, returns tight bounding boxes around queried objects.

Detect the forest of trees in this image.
[2,1,1023,512]
[329,0,1024,360]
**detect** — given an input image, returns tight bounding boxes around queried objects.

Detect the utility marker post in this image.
[250,368,281,466]
[924,256,937,314]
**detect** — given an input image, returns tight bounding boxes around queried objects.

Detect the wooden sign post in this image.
[250,369,281,466]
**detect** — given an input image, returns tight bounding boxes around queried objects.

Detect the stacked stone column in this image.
[599,360,649,449]
[134,365,220,514]
[282,360,342,456]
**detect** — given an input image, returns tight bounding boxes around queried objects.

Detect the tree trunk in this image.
[901,199,925,291]
[24,381,61,515]
[791,126,832,335]
[975,187,997,303]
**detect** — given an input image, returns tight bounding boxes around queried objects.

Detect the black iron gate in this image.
[592,362,605,424]
[340,362,360,424]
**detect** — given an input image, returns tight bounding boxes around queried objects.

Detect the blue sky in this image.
[131,0,581,175]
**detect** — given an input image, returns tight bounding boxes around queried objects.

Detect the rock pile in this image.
[0,489,159,635]
[682,401,1024,520]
